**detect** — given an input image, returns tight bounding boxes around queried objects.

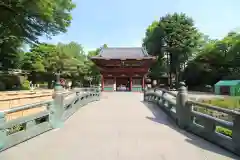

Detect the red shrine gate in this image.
[91,47,155,92]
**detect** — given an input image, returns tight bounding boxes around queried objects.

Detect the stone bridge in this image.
[0,88,239,159]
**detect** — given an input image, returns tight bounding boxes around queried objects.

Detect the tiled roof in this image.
[98,47,150,59]
[215,80,240,86]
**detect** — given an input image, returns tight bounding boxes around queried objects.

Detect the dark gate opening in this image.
[116,77,130,91]
[220,86,230,95]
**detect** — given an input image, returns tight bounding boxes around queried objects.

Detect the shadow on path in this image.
[141,101,240,160]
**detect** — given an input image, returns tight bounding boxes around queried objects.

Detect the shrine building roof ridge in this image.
[91,47,155,60]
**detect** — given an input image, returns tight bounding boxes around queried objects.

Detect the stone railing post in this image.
[232,114,240,153]
[96,87,101,100]
[176,82,191,129]
[49,91,64,128]
[143,86,147,100]
[54,72,63,92]
[0,112,7,150]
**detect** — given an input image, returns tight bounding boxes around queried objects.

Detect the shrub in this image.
[201,97,240,109]
[216,126,232,138]
[21,80,31,90]
[0,81,6,91]
[0,74,26,90]
[7,124,24,135]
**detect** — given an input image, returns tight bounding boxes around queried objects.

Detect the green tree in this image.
[143,21,163,56]
[142,13,201,86]
[85,44,108,85]
[0,0,76,69]
[21,43,56,72]
[183,31,240,88]
[22,42,86,74]
[21,52,45,72]
[159,13,201,86]
[0,39,24,69]
[0,0,76,44]
[20,42,102,87]
[55,42,87,75]
[142,21,166,79]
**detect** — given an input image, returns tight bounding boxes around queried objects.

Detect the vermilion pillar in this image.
[101,75,104,91]
[130,77,132,91]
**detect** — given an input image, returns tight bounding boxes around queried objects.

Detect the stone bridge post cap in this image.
[0,111,5,118]
[52,92,56,99]
[178,81,187,92]
[179,82,186,87]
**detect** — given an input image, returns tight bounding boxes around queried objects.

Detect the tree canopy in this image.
[142,13,240,89]
[143,13,201,85]
[183,32,240,88]
[1,8,240,90]
[20,42,102,84]
[0,0,75,43]
[0,0,76,69]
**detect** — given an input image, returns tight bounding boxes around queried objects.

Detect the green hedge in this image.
[0,74,26,90]
[196,97,237,138]
[201,97,240,109]
[0,81,6,91]
[21,80,31,90]
[7,124,24,135]
[216,126,232,138]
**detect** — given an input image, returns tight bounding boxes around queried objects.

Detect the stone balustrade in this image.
[0,87,100,152]
[144,83,240,156]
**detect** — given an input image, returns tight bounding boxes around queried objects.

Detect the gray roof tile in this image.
[99,47,149,59]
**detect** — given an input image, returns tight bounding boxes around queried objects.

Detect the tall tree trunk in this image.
[175,66,179,88]
[166,52,170,87]
[169,53,173,88]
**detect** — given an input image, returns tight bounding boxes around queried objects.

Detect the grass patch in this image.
[216,126,232,138]
[7,124,25,135]
[200,97,240,110]
[195,97,239,138]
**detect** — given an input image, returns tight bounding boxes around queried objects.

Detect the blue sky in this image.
[39,0,240,53]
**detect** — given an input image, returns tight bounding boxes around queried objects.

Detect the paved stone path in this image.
[0,92,238,160]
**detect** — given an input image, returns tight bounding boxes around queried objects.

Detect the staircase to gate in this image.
[0,86,239,159]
